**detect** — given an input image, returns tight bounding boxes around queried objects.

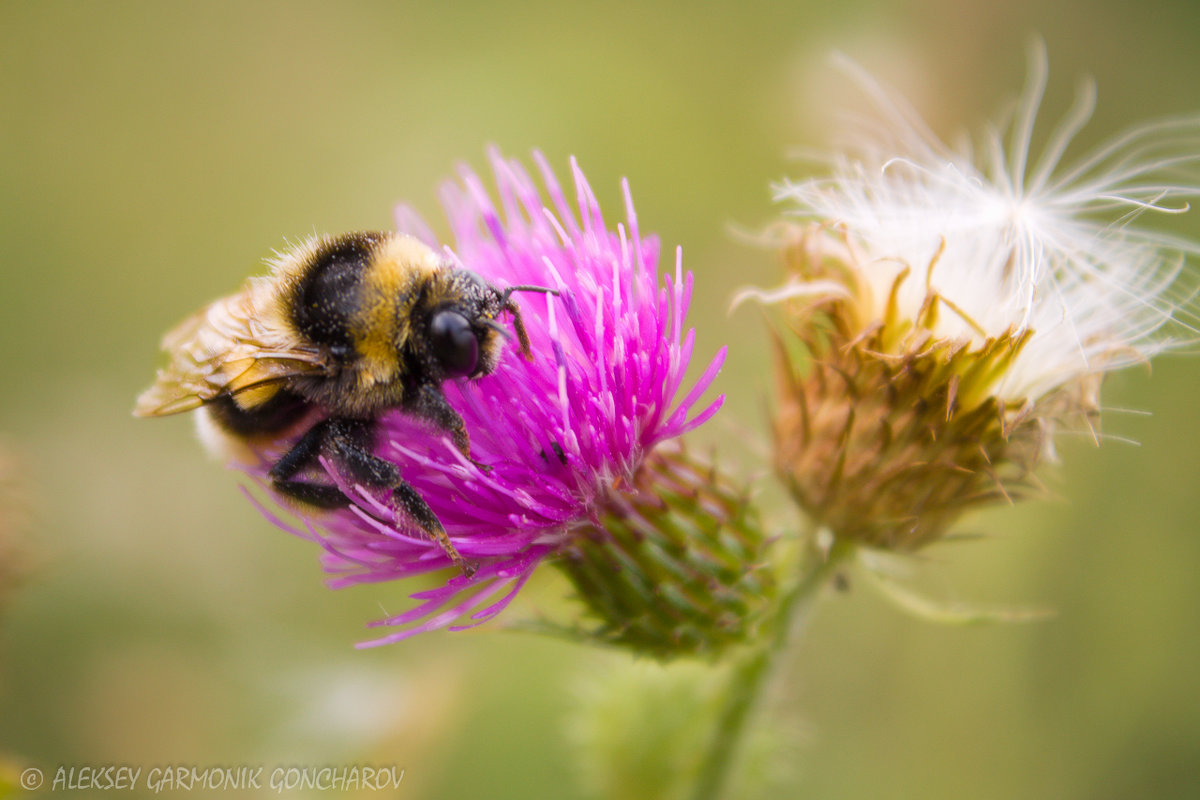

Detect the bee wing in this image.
[134,287,330,417]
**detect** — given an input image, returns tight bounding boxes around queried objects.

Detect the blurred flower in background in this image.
[0,442,30,611]
[747,45,1200,552]
[0,441,33,793]
[257,151,770,652]
[568,657,801,800]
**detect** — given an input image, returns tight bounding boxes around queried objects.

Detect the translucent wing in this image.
[133,279,331,417]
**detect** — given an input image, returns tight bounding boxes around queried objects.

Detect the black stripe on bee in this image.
[292,232,385,349]
[206,389,309,435]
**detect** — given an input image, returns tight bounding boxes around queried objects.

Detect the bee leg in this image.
[268,420,350,509]
[390,482,476,578]
[267,418,472,575]
[323,419,474,577]
[323,419,399,485]
[270,419,396,495]
[409,383,492,473]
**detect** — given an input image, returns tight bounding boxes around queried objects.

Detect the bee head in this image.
[428,269,557,379]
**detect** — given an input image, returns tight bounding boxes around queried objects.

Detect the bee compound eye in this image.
[430,310,479,377]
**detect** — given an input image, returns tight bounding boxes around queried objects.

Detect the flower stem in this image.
[689,535,852,800]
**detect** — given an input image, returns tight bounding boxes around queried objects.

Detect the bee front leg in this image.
[270,419,472,576]
[324,419,473,577]
[323,419,401,486]
[408,383,491,472]
[389,482,476,578]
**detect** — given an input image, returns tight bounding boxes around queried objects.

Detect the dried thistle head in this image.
[746,45,1200,551]
[764,225,1099,551]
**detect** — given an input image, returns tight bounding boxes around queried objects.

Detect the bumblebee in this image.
[135,231,555,575]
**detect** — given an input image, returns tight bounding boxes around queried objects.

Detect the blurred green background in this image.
[2,1,1199,798]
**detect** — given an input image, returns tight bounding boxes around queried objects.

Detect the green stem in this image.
[689,536,852,800]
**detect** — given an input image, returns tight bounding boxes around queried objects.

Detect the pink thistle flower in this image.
[254,150,726,646]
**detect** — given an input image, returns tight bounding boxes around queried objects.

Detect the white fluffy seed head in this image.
[777,44,1200,402]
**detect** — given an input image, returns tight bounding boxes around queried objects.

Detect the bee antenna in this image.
[495,285,555,362]
[501,284,560,303]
